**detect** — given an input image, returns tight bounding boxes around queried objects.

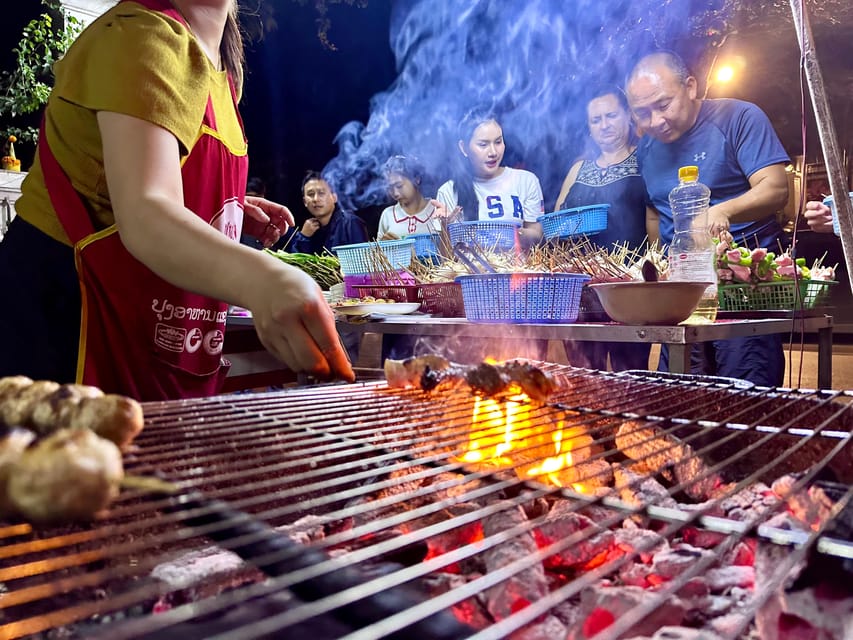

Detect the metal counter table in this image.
[335,313,835,388]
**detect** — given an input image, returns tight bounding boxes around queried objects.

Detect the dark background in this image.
[2,2,851,224]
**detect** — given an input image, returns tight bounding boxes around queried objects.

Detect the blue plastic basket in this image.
[538,204,609,240]
[448,221,520,252]
[455,272,590,323]
[332,239,415,275]
[407,233,440,260]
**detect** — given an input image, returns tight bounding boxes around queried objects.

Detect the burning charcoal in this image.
[612,465,679,524]
[275,515,328,545]
[415,504,484,573]
[509,615,567,640]
[420,572,492,630]
[568,585,687,640]
[630,627,725,640]
[772,474,837,529]
[679,528,727,549]
[612,528,669,564]
[533,509,614,571]
[717,482,778,522]
[703,566,754,592]
[619,561,653,587]
[551,457,613,490]
[720,540,756,567]
[615,420,721,501]
[650,544,715,582]
[481,502,549,621]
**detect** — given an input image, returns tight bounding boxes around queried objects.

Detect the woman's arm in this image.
[554,161,583,211]
[98,111,353,381]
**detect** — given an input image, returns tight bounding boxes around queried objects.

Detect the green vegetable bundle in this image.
[264,250,343,290]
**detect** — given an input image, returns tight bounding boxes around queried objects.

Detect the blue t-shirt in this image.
[637,99,789,247]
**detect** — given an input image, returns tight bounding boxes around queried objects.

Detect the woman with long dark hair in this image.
[434,108,544,243]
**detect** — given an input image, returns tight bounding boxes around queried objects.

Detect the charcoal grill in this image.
[1,364,852,640]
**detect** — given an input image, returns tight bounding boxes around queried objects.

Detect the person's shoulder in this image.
[702,98,768,123]
[505,167,541,185]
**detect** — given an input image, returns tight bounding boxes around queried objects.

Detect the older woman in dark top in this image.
[555,85,656,371]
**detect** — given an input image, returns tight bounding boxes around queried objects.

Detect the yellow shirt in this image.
[16,2,246,245]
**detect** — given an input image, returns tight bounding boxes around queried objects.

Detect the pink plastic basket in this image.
[343,271,416,297]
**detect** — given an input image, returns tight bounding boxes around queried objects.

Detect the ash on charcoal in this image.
[420,572,492,630]
[481,502,549,622]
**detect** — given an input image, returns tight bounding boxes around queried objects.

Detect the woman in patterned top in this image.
[556,85,655,372]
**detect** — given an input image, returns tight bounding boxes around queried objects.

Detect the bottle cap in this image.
[678,165,699,182]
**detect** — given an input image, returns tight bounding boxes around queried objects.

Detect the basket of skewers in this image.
[332,239,416,275]
[456,272,590,323]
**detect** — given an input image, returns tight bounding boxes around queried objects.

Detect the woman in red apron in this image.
[0,0,353,400]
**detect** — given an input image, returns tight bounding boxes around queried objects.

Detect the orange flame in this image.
[457,392,587,491]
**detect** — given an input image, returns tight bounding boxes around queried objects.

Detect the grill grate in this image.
[1,364,852,639]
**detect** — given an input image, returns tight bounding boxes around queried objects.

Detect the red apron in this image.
[39,0,248,401]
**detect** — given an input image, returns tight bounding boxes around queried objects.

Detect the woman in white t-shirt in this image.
[377,155,438,240]
[434,108,544,243]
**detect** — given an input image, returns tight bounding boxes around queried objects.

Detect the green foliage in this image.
[0,0,83,144]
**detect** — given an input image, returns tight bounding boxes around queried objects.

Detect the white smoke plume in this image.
[323,0,725,212]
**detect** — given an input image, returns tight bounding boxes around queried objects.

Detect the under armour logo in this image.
[694,152,707,162]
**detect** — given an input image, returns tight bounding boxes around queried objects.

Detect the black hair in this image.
[451,106,502,221]
[382,155,426,186]
[246,176,266,197]
[586,84,630,112]
[301,170,333,194]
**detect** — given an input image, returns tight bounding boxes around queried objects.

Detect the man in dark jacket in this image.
[289,171,369,253]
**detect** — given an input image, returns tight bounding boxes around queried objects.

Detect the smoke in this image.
[323,0,726,213]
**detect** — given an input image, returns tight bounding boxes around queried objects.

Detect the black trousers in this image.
[0,217,81,382]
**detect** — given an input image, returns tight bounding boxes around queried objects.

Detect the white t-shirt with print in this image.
[377,201,438,238]
[435,167,544,223]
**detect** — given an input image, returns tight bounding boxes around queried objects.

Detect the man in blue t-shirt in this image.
[626,51,790,387]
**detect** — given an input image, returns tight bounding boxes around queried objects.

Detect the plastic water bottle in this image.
[668,165,718,323]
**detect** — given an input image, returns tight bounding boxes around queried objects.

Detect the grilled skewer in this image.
[0,425,124,523]
[0,376,144,449]
[384,355,557,401]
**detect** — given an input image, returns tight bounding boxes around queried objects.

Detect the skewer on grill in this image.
[0,425,124,523]
[0,375,144,449]
[384,354,557,401]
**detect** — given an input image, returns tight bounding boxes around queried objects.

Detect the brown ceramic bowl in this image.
[588,281,712,325]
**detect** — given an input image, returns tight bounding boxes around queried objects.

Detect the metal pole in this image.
[789,0,853,294]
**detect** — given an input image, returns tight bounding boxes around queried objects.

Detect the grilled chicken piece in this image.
[0,425,36,516]
[384,355,556,401]
[0,377,144,449]
[6,427,123,523]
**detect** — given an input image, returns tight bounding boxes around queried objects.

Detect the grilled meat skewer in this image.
[0,376,144,449]
[0,425,124,523]
[384,355,556,401]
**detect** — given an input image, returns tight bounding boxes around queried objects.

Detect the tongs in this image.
[452,242,495,275]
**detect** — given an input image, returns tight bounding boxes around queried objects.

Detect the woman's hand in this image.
[804,200,835,234]
[379,231,400,240]
[243,196,294,248]
[430,199,462,220]
[247,261,355,382]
